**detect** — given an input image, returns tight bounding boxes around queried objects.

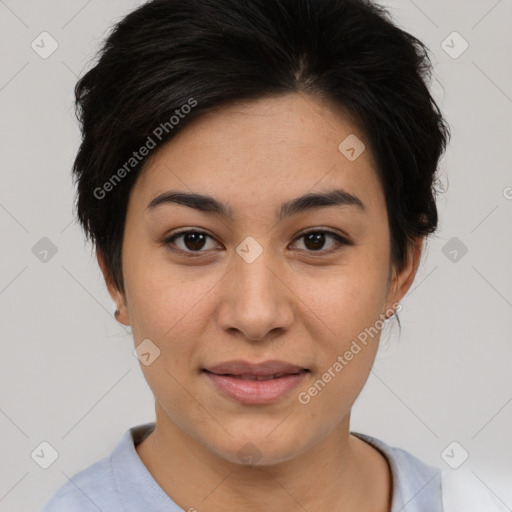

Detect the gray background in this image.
[0,0,511,510]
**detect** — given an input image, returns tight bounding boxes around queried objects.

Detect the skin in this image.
[98,92,424,511]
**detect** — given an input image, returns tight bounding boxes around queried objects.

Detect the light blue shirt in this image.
[41,422,443,511]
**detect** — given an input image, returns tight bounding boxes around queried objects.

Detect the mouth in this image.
[202,360,310,404]
[204,372,306,381]
[203,359,309,376]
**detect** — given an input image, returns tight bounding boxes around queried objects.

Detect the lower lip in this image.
[203,371,307,405]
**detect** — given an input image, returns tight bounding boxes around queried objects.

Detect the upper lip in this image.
[203,360,308,377]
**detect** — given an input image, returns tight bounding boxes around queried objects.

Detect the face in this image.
[100,93,421,466]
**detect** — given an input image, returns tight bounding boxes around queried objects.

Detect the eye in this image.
[163,228,350,257]
[164,229,221,255]
[290,229,350,254]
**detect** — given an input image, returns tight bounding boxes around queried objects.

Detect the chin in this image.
[206,419,312,467]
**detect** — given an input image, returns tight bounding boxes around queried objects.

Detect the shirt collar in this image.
[110,422,183,512]
[110,423,442,512]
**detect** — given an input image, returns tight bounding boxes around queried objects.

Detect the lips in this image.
[202,360,309,404]
[218,373,300,381]
[203,359,308,378]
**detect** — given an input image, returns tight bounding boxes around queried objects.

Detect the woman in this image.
[42,0,506,510]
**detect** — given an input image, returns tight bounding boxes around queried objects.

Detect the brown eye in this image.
[165,230,220,254]
[182,232,207,251]
[303,232,327,251]
[291,230,349,253]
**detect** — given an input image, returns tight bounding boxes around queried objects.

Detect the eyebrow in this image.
[146,188,365,221]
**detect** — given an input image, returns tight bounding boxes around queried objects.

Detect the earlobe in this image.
[96,248,131,325]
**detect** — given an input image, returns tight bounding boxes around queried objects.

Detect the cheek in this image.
[139,359,215,439]
[297,275,386,418]
[123,249,219,343]
[292,260,389,411]
[298,261,389,343]
[312,287,383,384]
[128,284,215,430]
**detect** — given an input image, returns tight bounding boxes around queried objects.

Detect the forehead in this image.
[131,93,383,216]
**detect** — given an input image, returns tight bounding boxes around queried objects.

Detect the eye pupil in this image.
[304,232,325,251]
[184,232,206,250]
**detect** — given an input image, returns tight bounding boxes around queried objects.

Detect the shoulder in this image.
[440,469,510,512]
[353,432,508,512]
[41,456,118,512]
[353,432,443,511]
[41,423,166,512]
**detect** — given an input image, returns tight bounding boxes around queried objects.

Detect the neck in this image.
[136,405,392,512]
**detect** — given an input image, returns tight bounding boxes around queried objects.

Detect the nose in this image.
[216,250,295,342]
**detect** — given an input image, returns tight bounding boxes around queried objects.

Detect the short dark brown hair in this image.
[72,0,450,298]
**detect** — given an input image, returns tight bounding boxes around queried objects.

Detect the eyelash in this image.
[163,228,351,257]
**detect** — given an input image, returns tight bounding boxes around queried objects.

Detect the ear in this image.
[96,248,130,326]
[385,236,425,314]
